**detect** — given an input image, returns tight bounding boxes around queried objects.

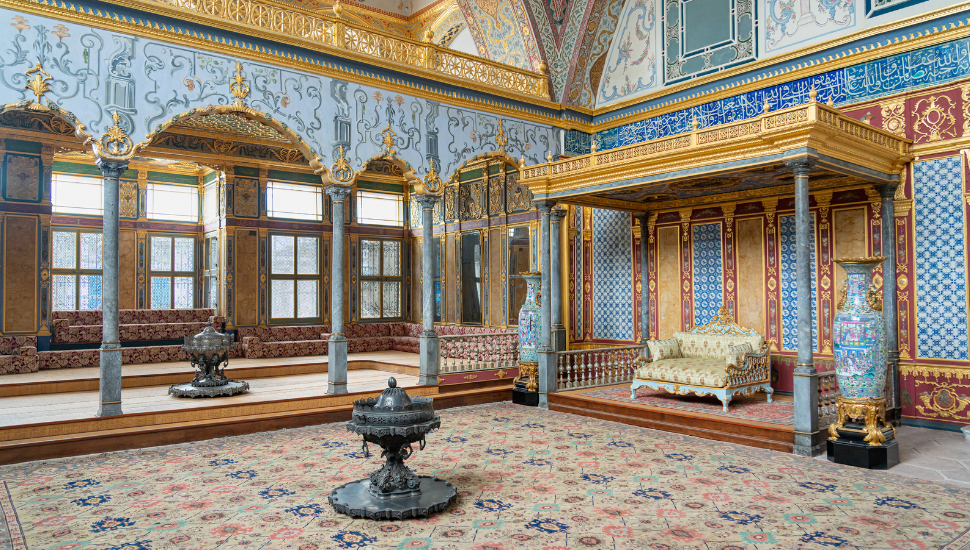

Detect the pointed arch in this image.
[135,103,331,182]
[445,150,523,185]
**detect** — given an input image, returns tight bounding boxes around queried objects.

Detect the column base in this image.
[513,379,540,407]
[827,433,899,470]
[793,431,826,457]
[419,334,439,386]
[328,336,348,395]
[98,344,123,417]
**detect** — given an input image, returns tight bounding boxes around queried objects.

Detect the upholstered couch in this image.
[0,336,38,374]
[52,309,223,345]
[632,307,771,411]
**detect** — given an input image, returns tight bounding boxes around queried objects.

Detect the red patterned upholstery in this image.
[38,346,242,370]
[236,325,332,359]
[52,309,223,345]
[0,336,38,375]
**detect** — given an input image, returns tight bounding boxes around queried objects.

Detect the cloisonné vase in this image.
[833,258,888,400]
[518,272,543,364]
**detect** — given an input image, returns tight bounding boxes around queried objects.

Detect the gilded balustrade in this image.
[112,0,550,101]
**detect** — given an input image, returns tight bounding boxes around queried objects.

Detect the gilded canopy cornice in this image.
[521,100,912,212]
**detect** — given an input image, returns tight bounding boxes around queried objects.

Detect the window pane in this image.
[52,274,76,310]
[151,237,172,272]
[383,241,401,277]
[271,235,295,274]
[79,233,103,270]
[272,279,295,318]
[206,276,218,309]
[151,276,172,309]
[174,277,193,309]
[174,238,194,272]
[207,237,218,270]
[147,183,199,222]
[382,281,400,318]
[508,226,530,325]
[297,237,318,275]
[79,275,102,310]
[267,182,322,221]
[461,232,482,324]
[360,281,380,319]
[203,183,218,223]
[52,174,103,215]
[361,240,380,277]
[356,191,404,226]
[297,280,318,318]
[52,231,76,270]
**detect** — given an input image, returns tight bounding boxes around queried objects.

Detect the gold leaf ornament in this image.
[99,110,133,159]
[25,62,53,105]
[330,145,354,183]
[423,157,443,195]
[230,61,250,107]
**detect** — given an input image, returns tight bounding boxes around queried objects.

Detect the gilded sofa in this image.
[632,307,772,411]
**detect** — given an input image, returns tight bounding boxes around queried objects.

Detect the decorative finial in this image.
[330,145,353,183]
[100,110,133,159]
[547,151,553,163]
[495,119,507,152]
[590,140,597,153]
[809,84,818,101]
[424,29,434,42]
[24,62,52,105]
[333,0,343,18]
[691,116,699,130]
[762,100,772,114]
[423,157,442,195]
[230,61,250,107]
[388,377,397,388]
[381,123,397,157]
[826,97,835,107]
[539,62,548,73]
[520,154,525,167]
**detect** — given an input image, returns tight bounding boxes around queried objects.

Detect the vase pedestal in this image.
[827,397,899,469]
[512,360,539,407]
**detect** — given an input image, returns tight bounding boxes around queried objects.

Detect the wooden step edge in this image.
[549,401,794,453]
[0,386,512,465]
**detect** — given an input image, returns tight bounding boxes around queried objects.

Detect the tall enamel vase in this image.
[827,258,898,469]
[513,272,542,406]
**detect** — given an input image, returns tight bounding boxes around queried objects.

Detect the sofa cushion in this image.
[647,338,682,361]
[726,342,753,368]
[636,358,727,387]
[675,331,763,360]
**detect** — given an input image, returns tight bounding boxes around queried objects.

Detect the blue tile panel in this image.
[914,157,968,361]
[594,36,970,151]
[779,214,817,352]
[692,222,724,327]
[593,208,634,341]
[564,129,592,157]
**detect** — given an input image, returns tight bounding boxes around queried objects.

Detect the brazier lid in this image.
[182,320,234,355]
[372,377,413,410]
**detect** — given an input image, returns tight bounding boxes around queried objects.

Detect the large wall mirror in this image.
[460,231,483,325]
[507,225,530,325]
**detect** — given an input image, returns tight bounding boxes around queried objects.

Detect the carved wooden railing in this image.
[818,370,839,427]
[438,332,519,373]
[556,345,644,390]
[124,0,551,101]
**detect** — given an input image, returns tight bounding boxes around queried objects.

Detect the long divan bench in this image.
[52,309,224,345]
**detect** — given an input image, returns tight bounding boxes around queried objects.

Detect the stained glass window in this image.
[269,234,319,321]
[359,238,403,320]
[149,234,196,309]
[51,229,102,311]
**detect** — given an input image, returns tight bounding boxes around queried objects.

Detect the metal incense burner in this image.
[329,378,457,519]
[169,320,249,398]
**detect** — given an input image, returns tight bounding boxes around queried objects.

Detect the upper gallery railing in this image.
[117,0,551,102]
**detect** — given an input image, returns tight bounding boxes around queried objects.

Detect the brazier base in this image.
[513,380,539,407]
[169,380,250,398]
[329,476,457,520]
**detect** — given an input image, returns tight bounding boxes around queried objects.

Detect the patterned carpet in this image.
[578,386,795,425]
[0,482,26,550]
[1,402,969,549]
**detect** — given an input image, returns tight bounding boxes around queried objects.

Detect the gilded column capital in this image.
[678,208,692,222]
[137,170,148,188]
[761,198,779,212]
[97,159,129,179]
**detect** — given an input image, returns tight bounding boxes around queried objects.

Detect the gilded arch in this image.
[0,99,96,151]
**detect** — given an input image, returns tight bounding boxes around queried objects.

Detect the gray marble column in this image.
[550,208,567,352]
[97,160,126,417]
[327,186,352,394]
[788,159,820,456]
[416,194,441,385]
[535,200,556,408]
[880,181,901,425]
[638,213,650,355]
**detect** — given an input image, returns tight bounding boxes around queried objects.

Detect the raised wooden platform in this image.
[550,385,795,453]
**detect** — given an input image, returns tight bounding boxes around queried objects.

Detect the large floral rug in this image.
[0,482,26,550]
[577,386,795,425]
[1,402,969,550]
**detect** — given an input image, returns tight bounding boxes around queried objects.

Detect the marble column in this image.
[880,181,901,425]
[788,159,820,456]
[417,194,441,385]
[535,200,556,408]
[638,213,650,355]
[550,207,567,352]
[327,186,352,395]
[97,160,127,417]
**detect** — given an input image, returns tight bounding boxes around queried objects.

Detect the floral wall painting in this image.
[765,0,856,53]
[596,0,659,107]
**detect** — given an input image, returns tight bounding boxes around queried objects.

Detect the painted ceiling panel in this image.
[595,0,659,108]
[456,0,545,70]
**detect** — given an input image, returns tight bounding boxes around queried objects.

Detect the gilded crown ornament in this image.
[25,62,53,105]
[230,61,250,107]
[330,145,354,183]
[381,123,397,157]
[99,110,133,159]
[495,119,507,153]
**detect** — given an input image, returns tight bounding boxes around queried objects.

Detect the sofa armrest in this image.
[241,336,260,348]
[18,346,36,356]
[726,344,770,387]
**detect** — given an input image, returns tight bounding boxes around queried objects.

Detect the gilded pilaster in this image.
[136,170,148,220]
[679,208,693,331]
[763,198,780,351]
[894,175,914,362]
[136,229,147,309]
[257,227,268,326]
[647,213,658,340]
[38,144,54,337]
[722,204,737,321]
[815,191,834,354]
